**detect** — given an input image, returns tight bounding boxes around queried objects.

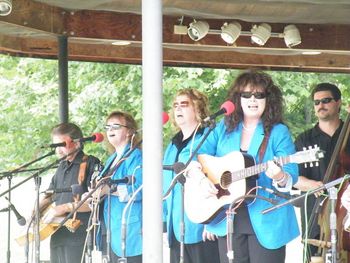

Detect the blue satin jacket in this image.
[163,129,209,245]
[100,144,143,257]
[202,120,300,249]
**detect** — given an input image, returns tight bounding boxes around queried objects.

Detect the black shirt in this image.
[295,121,344,182]
[48,150,101,247]
[294,120,350,239]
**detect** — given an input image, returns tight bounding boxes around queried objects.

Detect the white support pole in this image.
[142,0,163,262]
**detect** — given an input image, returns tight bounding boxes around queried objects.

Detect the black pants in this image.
[170,234,220,263]
[218,235,286,263]
[50,244,84,263]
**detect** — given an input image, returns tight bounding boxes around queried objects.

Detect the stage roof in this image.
[0,0,350,72]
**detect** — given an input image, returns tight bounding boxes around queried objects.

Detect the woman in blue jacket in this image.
[163,88,219,263]
[98,111,143,263]
[189,70,299,263]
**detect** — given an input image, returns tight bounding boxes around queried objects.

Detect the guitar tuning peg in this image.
[315,161,319,167]
[304,163,308,168]
[303,147,306,151]
[309,162,314,167]
[308,145,312,150]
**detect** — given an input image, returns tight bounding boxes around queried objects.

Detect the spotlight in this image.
[283,25,301,47]
[188,20,209,41]
[251,23,271,46]
[221,22,241,44]
[0,0,11,16]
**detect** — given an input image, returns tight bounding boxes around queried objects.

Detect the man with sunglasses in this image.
[294,83,346,261]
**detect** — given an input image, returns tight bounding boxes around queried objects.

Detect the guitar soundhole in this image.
[220,171,232,189]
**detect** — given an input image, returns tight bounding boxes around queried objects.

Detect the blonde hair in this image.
[170,88,210,128]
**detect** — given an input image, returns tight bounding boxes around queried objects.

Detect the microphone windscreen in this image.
[93,133,104,143]
[162,112,169,125]
[71,184,84,195]
[221,101,235,116]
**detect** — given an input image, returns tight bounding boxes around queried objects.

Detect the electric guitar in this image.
[184,146,324,224]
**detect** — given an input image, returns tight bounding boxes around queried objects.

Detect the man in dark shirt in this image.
[39,123,101,263]
[294,83,348,260]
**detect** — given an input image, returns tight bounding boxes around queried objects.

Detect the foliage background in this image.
[0,54,349,172]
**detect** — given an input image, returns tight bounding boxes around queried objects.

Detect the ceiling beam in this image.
[0,4,350,72]
[1,34,349,73]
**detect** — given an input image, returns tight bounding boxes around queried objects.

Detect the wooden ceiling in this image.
[0,0,350,72]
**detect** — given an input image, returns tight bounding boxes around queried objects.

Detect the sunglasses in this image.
[173,101,190,109]
[240,91,267,99]
[104,123,128,131]
[313,97,335,106]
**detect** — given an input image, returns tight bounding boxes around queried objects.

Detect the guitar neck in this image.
[232,155,291,182]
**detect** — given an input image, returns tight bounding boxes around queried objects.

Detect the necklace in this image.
[242,123,256,132]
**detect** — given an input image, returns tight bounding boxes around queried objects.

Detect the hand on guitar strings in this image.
[41,204,71,223]
[265,160,282,180]
[186,161,218,198]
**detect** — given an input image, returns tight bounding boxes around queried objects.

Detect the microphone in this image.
[261,187,302,207]
[163,112,170,125]
[44,184,84,195]
[40,140,69,148]
[133,112,169,134]
[73,132,104,143]
[109,176,135,185]
[163,162,186,174]
[203,100,235,123]
[4,197,26,226]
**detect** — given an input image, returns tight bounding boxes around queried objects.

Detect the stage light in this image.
[283,25,301,47]
[188,20,209,41]
[251,23,271,46]
[221,22,241,44]
[0,0,11,16]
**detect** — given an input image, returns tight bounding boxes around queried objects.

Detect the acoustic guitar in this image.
[184,146,324,224]
[15,204,81,246]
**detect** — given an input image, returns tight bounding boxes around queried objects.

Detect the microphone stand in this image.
[119,184,143,263]
[0,150,56,198]
[226,194,279,263]
[328,187,337,263]
[6,174,12,263]
[262,175,350,263]
[261,175,350,215]
[0,149,55,263]
[163,121,217,263]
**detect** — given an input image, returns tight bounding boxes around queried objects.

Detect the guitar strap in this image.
[258,133,270,163]
[76,154,88,201]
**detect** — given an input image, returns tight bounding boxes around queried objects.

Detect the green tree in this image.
[0,54,349,172]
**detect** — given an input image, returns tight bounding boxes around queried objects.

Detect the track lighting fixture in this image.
[182,19,302,48]
[251,23,271,46]
[187,20,210,41]
[283,25,301,47]
[0,0,12,16]
[221,22,241,44]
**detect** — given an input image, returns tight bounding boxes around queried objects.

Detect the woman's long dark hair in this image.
[225,70,284,133]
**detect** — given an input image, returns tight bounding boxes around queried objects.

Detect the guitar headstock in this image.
[290,145,324,167]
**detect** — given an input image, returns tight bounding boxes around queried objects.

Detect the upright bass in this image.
[307,112,350,262]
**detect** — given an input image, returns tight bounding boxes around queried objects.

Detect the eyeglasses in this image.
[313,97,335,106]
[173,101,190,109]
[104,124,128,131]
[240,91,267,99]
